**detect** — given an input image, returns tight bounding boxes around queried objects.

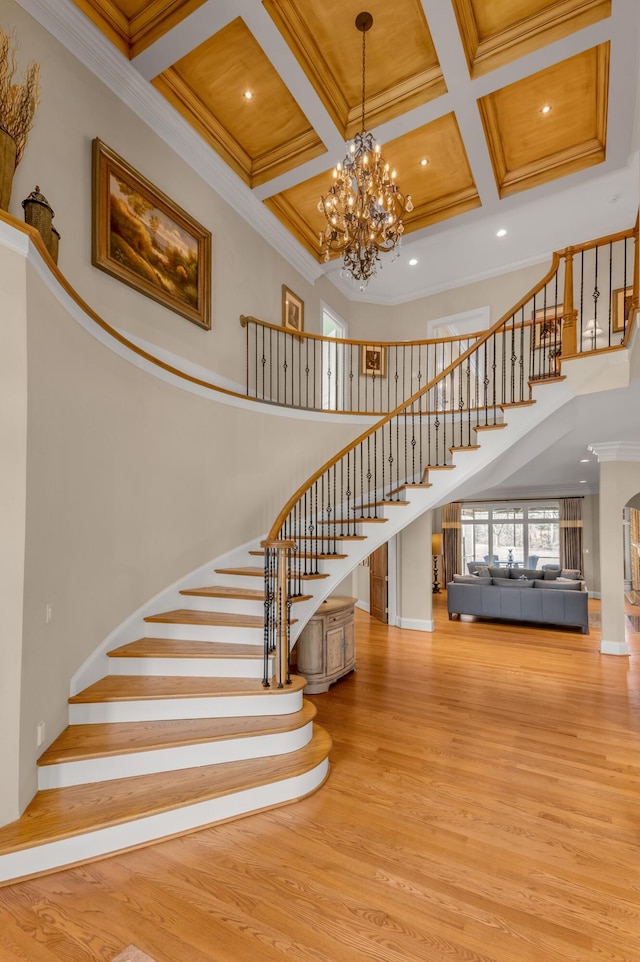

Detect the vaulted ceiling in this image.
[44,1,640,300]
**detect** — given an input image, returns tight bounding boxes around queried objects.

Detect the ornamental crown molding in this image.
[588,442,640,462]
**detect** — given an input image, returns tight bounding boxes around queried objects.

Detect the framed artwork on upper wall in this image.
[611,286,633,333]
[532,304,562,349]
[91,138,211,330]
[361,344,387,377]
[282,285,304,332]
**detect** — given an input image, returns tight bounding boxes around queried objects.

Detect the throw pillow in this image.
[452,574,492,585]
[533,579,581,590]
[509,568,543,580]
[561,568,582,581]
[543,568,560,580]
[492,577,533,588]
[488,567,508,579]
[476,565,490,578]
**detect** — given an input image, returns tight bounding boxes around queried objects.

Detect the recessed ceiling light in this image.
[579,458,590,463]
[496,228,507,237]
[243,90,254,101]
[580,480,587,483]
[540,104,552,115]
[419,158,428,167]
[409,258,418,266]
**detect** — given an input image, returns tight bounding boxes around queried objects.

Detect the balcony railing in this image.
[243,225,637,420]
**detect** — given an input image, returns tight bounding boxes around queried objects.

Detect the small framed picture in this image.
[361,344,387,377]
[611,286,633,333]
[282,285,304,332]
[532,305,562,349]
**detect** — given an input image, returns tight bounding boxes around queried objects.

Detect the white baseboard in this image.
[600,639,631,656]
[355,601,370,613]
[396,617,435,632]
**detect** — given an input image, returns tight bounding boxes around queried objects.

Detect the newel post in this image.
[562,248,578,356]
[261,539,295,688]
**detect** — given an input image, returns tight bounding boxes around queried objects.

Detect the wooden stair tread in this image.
[388,482,431,495]
[317,517,388,524]
[38,702,317,766]
[144,609,263,627]
[449,444,480,452]
[352,500,410,509]
[69,673,306,703]
[181,585,264,600]
[178,585,311,605]
[107,639,266,659]
[249,550,348,560]
[425,464,455,470]
[473,422,506,431]
[215,566,264,577]
[294,535,367,541]
[0,727,331,855]
[499,399,535,408]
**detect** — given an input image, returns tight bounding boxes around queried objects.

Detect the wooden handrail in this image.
[240,314,487,347]
[0,210,253,404]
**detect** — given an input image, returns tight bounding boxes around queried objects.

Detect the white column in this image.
[588,444,640,655]
[397,510,434,632]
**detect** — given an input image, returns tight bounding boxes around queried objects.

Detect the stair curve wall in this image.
[5,241,365,824]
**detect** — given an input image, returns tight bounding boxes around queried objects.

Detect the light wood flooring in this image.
[1,595,640,962]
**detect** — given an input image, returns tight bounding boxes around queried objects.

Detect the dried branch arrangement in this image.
[0,25,40,168]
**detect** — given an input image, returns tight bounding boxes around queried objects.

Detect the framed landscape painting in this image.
[92,139,211,330]
[611,286,633,333]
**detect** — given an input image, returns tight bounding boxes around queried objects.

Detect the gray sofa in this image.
[447,566,588,633]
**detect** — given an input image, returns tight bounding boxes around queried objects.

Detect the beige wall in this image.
[346,263,546,342]
[0,246,28,824]
[15,262,362,813]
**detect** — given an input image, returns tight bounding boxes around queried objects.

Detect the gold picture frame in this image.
[92,139,211,330]
[532,305,562,349]
[361,344,387,377]
[282,285,304,332]
[611,286,633,333]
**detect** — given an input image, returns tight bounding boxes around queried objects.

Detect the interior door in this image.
[369,543,388,624]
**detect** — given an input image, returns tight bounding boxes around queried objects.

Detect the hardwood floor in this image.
[1,595,640,962]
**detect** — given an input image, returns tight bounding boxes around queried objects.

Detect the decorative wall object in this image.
[532,304,562,349]
[92,139,211,330]
[22,185,59,263]
[0,26,40,210]
[611,286,633,333]
[282,284,304,332]
[360,344,387,377]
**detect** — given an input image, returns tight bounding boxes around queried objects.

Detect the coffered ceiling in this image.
[30,0,640,301]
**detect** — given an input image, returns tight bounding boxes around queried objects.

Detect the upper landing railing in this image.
[261,220,639,687]
[243,224,638,416]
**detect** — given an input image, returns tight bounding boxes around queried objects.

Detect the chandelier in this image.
[318,11,413,290]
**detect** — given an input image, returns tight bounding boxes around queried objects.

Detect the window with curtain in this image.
[460,502,560,571]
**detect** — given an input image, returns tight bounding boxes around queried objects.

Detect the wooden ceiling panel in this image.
[69,0,209,58]
[452,0,611,77]
[263,0,446,138]
[264,113,480,261]
[478,45,609,198]
[152,18,326,188]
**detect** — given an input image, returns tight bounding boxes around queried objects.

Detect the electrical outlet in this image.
[45,604,52,624]
[36,721,46,747]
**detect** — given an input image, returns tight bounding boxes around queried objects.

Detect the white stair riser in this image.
[38,722,314,789]
[68,689,303,724]
[144,623,262,643]
[108,656,268,678]
[178,596,264,615]
[0,759,329,885]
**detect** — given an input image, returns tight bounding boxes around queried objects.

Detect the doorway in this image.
[369,543,388,624]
